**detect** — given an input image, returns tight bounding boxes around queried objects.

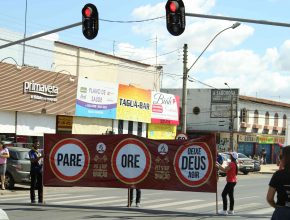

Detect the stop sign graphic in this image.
[50,138,90,182]
[111,138,151,185]
[174,142,213,187]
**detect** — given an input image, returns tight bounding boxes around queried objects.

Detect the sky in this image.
[0,0,290,103]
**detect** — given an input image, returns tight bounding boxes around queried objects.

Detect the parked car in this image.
[253,159,261,172]
[4,147,31,189]
[224,152,255,175]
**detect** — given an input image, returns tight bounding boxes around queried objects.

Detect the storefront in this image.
[0,63,77,146]
[238,134,258,158]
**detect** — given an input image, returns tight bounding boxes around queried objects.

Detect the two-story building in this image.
[162,88,290,164]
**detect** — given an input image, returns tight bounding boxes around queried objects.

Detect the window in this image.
[128,121,133,134]
[137,122,142,137]
[240,108,247,123]
[254,110,259,124]
[265,112,269,125]
[274,113,279,127]
[118,120,124,134]
[283,114,287,128]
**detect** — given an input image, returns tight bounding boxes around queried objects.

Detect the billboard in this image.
[151,91,180,125]
[116,85,151,123]
[75,78,118,119]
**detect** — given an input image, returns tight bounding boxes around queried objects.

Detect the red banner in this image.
[43,133,217,193]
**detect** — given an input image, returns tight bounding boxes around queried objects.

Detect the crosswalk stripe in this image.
[178,201,221,210]
[145,199,202,209]
[85,198,127,206]
[53,196,119,204]
[44,194,96,201]
[246,207,274,215]
[141,198,173,204]
[0,193,69,201]
[234,203,261,211]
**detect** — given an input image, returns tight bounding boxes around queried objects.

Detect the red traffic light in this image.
[84,7,92,17]
[169,1,179,12]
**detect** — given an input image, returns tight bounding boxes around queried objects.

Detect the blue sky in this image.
[1,0,290,102]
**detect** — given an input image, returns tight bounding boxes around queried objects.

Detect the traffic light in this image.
[165,0,185,36]
[82,3,99,40]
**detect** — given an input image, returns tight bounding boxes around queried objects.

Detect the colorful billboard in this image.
[75,78,118,119]
[44,133,217,193]
[151,91,180,125]
[116,85,151,123]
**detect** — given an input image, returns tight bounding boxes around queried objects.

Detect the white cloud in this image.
[114,0,290,103]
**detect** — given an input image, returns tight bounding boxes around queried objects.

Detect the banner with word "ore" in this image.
[43,133,217,193]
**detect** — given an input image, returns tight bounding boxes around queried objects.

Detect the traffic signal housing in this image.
[82,3,99,40]
[165,0,185,36]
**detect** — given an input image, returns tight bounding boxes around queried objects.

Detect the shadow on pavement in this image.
[0,202,271,219]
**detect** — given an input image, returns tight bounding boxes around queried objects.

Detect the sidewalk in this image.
[258,164,279,174]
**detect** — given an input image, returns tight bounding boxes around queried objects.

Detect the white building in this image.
[0,28,162,145]
[162,88,290,164]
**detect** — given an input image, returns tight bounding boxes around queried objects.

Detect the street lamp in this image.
[224,82,234,152]
[180,22,241,133]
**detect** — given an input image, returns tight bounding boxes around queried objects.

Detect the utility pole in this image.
[225,82,234,151]
[229,92,234,151]
[181,44,188,133]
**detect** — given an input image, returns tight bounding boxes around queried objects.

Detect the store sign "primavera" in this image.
[23,81,59,102]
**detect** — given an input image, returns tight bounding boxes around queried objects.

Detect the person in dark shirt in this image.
[267,145,290,219]
[29,140,43,204]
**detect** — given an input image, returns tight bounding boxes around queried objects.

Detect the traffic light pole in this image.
[185,12,290,28]
[0,22,81,50]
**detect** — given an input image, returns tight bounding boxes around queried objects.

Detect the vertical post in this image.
[181,44,188,133]
[230,92,234,151]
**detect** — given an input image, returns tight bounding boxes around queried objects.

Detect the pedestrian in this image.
[29,140,43,204]
[261,148,267,165]
[267,145,290,219]
[216,151,238,215]
[127,188,141,207]
[0,142,9,190]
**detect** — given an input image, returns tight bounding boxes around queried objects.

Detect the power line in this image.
[100,16,165,23]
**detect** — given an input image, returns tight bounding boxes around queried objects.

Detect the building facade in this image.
[0,28,163,145]
[162,88,290,164]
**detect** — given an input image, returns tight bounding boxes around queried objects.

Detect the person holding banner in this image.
[127,188,141,207]
[29,140,44,204]
[267,145,290,220]
[216,152,238,215]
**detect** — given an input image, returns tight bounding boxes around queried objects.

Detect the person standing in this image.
[267,145,290,219]
[0,142,9,190]
[128,188,141,207]
[261,148,267,165]
[29,140,43,203]
[216,152,238,215]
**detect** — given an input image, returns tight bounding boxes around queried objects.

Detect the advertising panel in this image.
[148,124,177,140]
[75,78,118,119]
[116,85,151,123]
[151,91,180,125]
[44,133,217,193]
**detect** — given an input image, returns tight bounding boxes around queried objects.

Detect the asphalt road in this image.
[0,173,273,220]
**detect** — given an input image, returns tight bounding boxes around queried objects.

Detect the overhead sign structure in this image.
[111,138,151,184]
[49,138,90,182]
[210,89,239,118]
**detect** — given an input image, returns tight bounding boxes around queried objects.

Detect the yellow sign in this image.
[116,84,151,123]
[148,124,176,140]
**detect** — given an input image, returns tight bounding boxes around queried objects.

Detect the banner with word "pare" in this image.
[43,133,217,193]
